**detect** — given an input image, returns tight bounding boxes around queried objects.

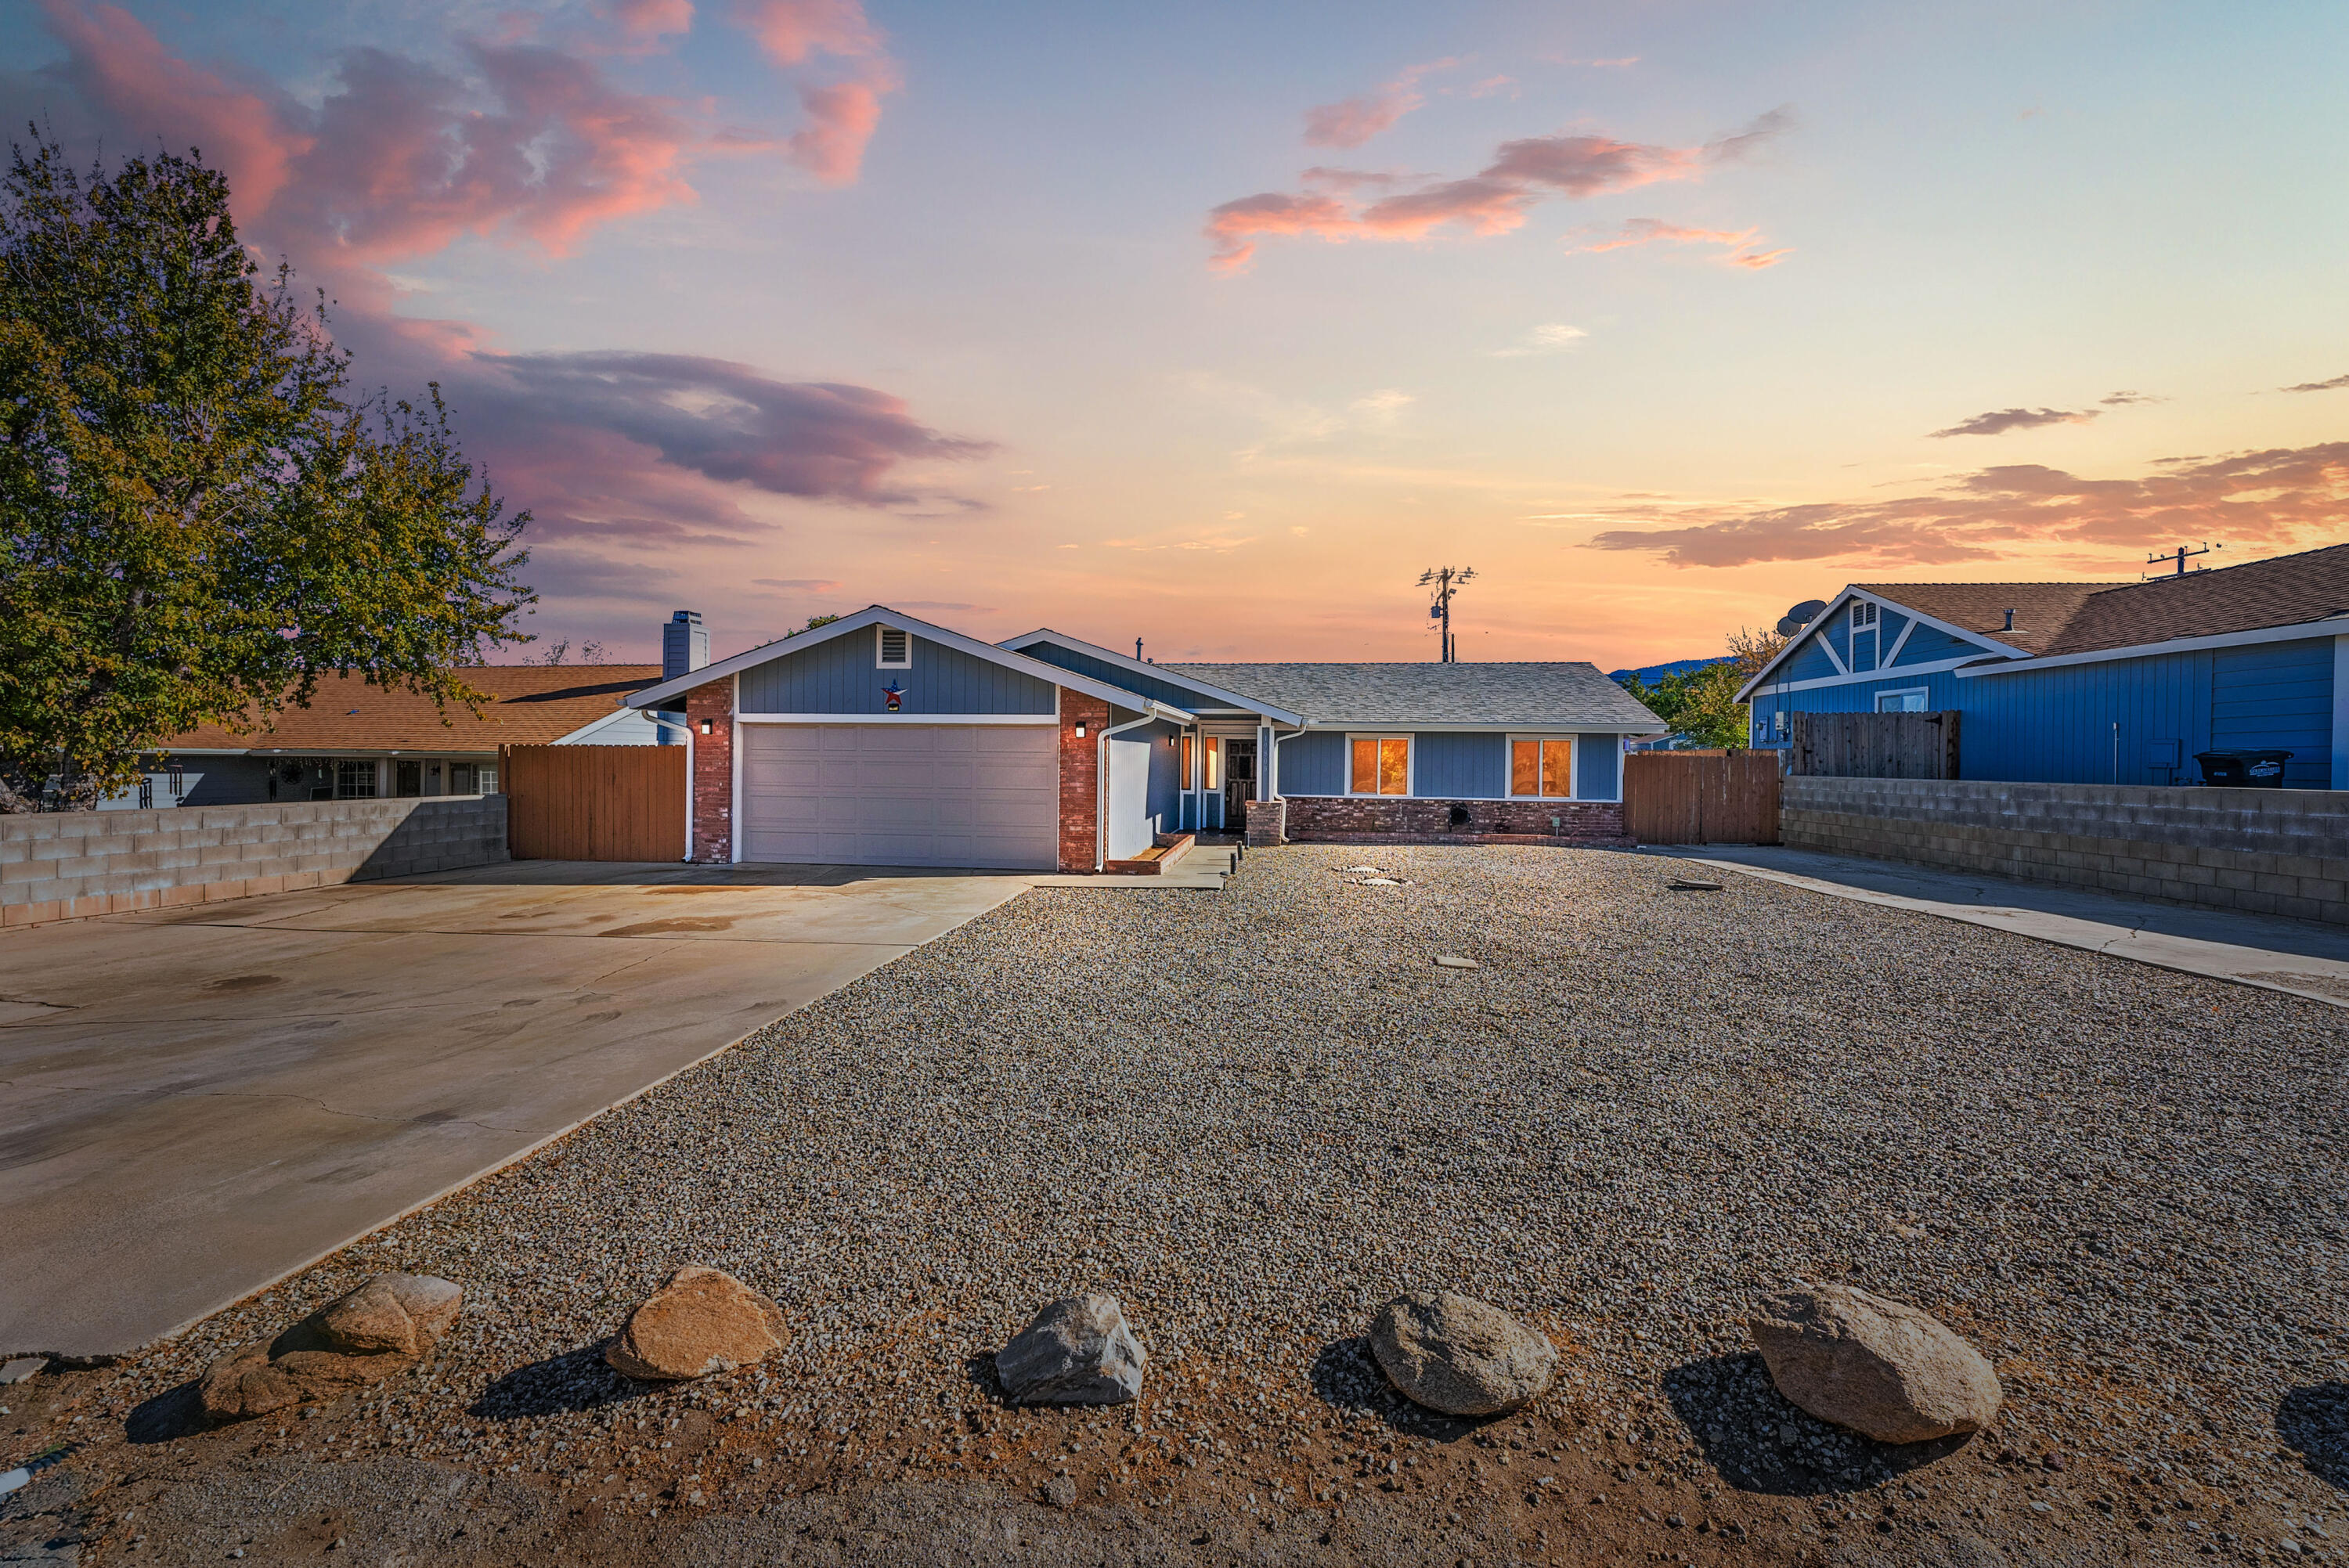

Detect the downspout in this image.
[643,714,696,862]
[1095,709,1158,871]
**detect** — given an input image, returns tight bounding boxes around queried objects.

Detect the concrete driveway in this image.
[0,861,1037,1358]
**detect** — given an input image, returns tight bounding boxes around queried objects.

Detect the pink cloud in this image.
[33,0,308,211]
[611,0,695,41]
[734,0,897,182]
[1209,108,1790,272]
[1930,407,2098,438]
[1582,445,2349,568]
[1302,59,1457,150]
[1575,217,1791,269]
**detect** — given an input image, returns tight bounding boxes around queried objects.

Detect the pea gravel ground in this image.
[4,844,2344,1567]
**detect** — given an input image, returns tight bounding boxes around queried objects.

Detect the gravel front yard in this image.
[6,844,2345,1566]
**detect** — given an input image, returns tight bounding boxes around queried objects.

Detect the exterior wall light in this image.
[1074,720,1088,738]
[698,719,712,734]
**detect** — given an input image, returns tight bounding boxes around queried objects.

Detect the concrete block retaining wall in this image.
[1781,777,2349,926]
[0,796,508,929]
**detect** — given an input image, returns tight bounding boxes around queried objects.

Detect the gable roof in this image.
[623,605,1193,720]
[157,666,663,754]
[1848,582,2113,656]
[1160,661,1667,731]
[999,629,1308,725]
[2037,541,2349,654]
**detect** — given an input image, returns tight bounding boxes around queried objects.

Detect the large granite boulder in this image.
[1749,1284,2002,1444]
[199,1274,461,1422]
[605,1266,787,1382]
[996,1293,1146,1406]
[1370,1289,1555,1416]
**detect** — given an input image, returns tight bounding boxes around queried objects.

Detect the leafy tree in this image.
[783,613,841,639]
[1617,625,1789,750]
[0,135,532,809]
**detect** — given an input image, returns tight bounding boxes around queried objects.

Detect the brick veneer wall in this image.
[1283,795,1628,845]
[1059,694,1109,873]
[0,795,507,929]
[1782,777,2349,926]
[686,679,734,864]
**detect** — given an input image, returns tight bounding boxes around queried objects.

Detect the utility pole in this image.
[2145,542,2218,579]
[1417,566,1476,662]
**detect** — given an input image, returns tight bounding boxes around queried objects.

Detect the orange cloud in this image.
[1302,59,1457,149]
[1575,217,1791,269]
[734,0,897,182]
[34,0,309,212]
[1208,110,1790,272]
[1583,445,2349,568]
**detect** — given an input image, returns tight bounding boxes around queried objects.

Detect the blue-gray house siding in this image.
[1273,729,1626,801]
[1750,630,2337,789]
[738,631,1057,715]
[1010,641,1231,712]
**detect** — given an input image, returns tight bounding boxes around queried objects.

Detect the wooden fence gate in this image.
[1789,711,1960,778]
[1622,750,1782,845]
[502,744,687,862]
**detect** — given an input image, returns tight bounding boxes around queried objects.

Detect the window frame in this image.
[1345,734,1413,797]
[1874,687,1929,713]
[875,625,912,669]
[1506,734,1580,800]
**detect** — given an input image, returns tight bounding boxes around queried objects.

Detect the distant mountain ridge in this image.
[1607,656,1734,683]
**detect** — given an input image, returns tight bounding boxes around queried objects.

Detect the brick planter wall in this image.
[686,679,734,863]
[0,795,507,929]
[1282,795,1628,845]
[1783,777,2349,925]
[1059,694,1109,872]
[1244,798,1287,846]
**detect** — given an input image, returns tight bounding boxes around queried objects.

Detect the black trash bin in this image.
[2195,749,2293,787]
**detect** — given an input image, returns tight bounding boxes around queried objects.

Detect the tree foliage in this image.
[0,135,533,809]
[1617,625,1789,750]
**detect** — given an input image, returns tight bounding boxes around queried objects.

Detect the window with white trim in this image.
[1849,598,1880,671]
[1875,688,1927,712]
[1348,736,1410,795]
[1506,736,1576,798]
[876,625,911,668]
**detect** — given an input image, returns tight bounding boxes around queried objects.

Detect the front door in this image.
[1223,740,1256,832]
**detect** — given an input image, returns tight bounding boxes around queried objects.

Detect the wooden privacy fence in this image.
[1623,750,1782,845]
[1790,711,1960,779]
[502,744,687,862]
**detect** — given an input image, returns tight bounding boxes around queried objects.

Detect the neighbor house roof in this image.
[1160,662,1667,731]
[1849,582,2113,656]
[158,666,663,754]
[1857,542,2349,659]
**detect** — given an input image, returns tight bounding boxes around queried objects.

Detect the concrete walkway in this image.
[1646,845,2349,1009]
[0,861,1062,1358]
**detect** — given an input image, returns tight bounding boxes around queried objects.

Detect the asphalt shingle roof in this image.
[160,666,664,753]
[1860,540,2349,660]
[1158,661,1666,730]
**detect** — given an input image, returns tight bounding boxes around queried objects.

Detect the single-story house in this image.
[126,665,671,809]
[620,606,1665,871]
[1737,541,2349,788]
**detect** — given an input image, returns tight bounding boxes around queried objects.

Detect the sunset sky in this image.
[5,0,2344,667]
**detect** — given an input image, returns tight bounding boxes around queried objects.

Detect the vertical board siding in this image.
[1012,643,1229,712]
[1276,730,1345,795]
[2212,640,2333,787]
[1777,634,1843,683]
[503,745,686,861]
[1575,735,1622,801]
[738,630,1057,714]
[1622,752,1781,844]
[1414,733,1506,798]
[1891,625,1990,665]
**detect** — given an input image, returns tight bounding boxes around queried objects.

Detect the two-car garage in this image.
[737,723,1060,870]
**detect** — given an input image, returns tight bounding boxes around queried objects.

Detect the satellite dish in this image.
[1775,598,1828,637]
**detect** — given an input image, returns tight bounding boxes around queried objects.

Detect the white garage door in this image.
[738,723,1059,870]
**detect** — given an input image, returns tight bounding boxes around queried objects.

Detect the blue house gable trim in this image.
[739,628,1058,716]
[1738,586,2019,701]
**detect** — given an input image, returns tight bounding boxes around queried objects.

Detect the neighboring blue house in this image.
[621,607,1665,871]
[1736,542,2349,788]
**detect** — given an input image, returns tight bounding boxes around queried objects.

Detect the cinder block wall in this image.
[1781,777,2349,926]
[0,796,508,929]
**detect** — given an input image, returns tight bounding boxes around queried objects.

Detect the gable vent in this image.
[876,625,911,668]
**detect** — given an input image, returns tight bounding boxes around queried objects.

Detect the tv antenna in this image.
[1418,566,1476,662]
[2145,542,2218,579]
